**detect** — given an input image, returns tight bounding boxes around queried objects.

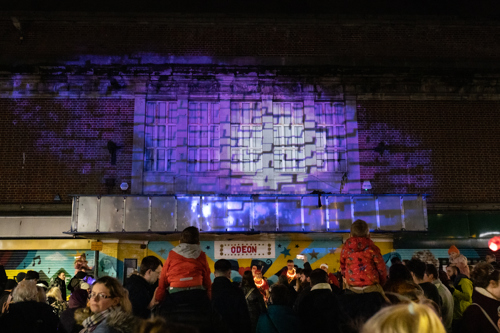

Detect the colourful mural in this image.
[0,249,95,297]
[147,237,395,284]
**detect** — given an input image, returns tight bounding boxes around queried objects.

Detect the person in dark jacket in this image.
[256,284,300,333]
[124,255,162,319]
[211,259,252,333]
[0,279,17,312]
[68,271,87,293]
[406,258,442,307]
[461,262,500,333]
[0,280,59,333]
[241,271,267,333]
[49,270,67,301]
[295,269,345,333]
[58,288,89,333]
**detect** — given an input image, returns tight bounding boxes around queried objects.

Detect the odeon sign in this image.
[215,241,276,259]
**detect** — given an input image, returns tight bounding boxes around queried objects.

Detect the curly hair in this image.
[471,262,500,288]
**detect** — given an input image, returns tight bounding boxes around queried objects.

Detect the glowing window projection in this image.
[231,101,263,173]
[273,102,305,172]
[144,101,177,172]
[188,102,220,172]
[315,102,347,172]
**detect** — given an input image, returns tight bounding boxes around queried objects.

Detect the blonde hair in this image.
[47,287,63,302]
[12,280,38,302]
[362,303,446,333]
[351,219,369,237]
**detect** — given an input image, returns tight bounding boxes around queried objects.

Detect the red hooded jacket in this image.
[340,237,387,287]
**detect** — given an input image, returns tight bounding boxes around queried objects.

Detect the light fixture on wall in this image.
[120,182,129,191]
[362,181,372,191]
[53,194,61,201]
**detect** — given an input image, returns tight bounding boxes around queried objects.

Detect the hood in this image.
[105,308,140,333]
[172,243,202,259]
[344,237,375,252]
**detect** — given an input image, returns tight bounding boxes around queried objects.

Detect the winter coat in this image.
[340,236,387,287]
[124,274,155,319]
[47,296,67,316]
[92,308,140,333]
[58,307,84,333]
[256,305,300,333]
[156,243,212,302]
[49,276,67,300]
[461,287,500,333]
[242,286,267,333]
[295,284,345,333]
[211,276,252,333]
[452,274,473,320]
[0,301,59,333]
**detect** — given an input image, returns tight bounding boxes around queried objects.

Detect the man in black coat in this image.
[211,259,252,333]
[49,270,67,301]
[124,256,163,319]
[296,268,346,333]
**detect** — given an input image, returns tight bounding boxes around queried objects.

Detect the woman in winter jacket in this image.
[80,276,140,333]
[241,271,267,333]
[461,262,500,333]
[47,286,67,316]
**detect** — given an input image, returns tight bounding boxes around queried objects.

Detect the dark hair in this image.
[16,272,26,282]
[270,284,290,306]
[391,257,402,265]
[180,226,200,244]
[388,264,412,282]
[278,275,289,286]
[287,260,294,263]
[406,258,426,280]
[385,280,424,302]
[57,270,66,278]
[471,262,500,288]
[241,271,257,289]
[25,270,39,281]
[214,259,231,274]
[351,219,369,237]
[425,264,438,280]
[5,279,17,290]
[310,268,328,286]
[303,267,312,278]
[140,256,163,276]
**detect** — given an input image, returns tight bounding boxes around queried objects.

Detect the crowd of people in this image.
[0,221,499,333]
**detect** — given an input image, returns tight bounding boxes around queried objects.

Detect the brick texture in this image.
[0,98,134,204]
[1,16,500,68]
[358,101,500,203]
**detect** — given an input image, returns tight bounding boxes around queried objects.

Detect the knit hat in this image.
[320,263,329,269]
[80,282,90,290]
[448,245,460,255]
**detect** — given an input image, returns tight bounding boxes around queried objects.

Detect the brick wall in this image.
[358,100,500,203]
[1,15,500,69]
[0,98,134,204]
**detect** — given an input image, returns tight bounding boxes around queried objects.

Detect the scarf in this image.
[80,307,113,333]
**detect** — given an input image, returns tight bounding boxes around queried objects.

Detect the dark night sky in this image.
[1,0,499,19]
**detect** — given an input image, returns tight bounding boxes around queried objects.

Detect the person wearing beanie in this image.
[448,246,460,265]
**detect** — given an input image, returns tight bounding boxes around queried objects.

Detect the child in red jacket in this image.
[155,226,212,302]
[340,219,387,294]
